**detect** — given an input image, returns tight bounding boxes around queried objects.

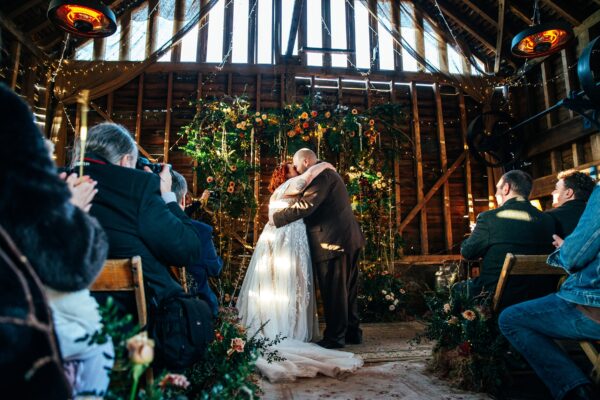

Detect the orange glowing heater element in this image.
[511,22,573,58]
[48,0,116,38]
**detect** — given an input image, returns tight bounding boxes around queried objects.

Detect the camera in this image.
[136,156,168,174]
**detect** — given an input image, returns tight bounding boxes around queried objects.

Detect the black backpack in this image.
[150,294,214,370]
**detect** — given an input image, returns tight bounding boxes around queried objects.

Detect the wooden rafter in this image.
[509,4,532,24]
[541,0,581,26]
[432,0,496,53]
[494,0,506,74]
[0,11,47,60]
[8,0,43,18]
[462,0,497,28]
[286,0,304,57]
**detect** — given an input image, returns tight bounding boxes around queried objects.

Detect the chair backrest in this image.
[492,253,567,312]
[90,256,147,327]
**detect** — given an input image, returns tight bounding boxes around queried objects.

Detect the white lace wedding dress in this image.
[237,176,363,382]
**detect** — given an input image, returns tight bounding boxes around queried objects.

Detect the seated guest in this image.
[459,170,556,308]
[499,184,600,400]
[546,169,596,238]
[171,170,223,316]
[0,83,111,397]
[70,123,203,307]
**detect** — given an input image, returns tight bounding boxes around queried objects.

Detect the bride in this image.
[236,161,363,382]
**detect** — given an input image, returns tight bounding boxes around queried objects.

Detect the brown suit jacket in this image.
[273,169,365,262]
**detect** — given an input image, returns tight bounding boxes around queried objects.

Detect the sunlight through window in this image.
[378,1,394,70]
[232,0,250,63]
[180,24,199,61]
[75,40,93,60]
[281,0,298,56]
[306,0,323,66]
[157,9,174,62]
[400,2,418,72]
[330,0,347,67]
[105,23,121,61]
[354,0,370,69]
[447,44,463,74]
[471,57,485,75]
[206,0,225,63]
[424,19,440,70]
[257,0,273,64]
[130,4,148,61]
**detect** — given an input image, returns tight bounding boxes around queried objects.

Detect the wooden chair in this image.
[169,266,188,293]
[492,253,600,383]
[90,256,147,327]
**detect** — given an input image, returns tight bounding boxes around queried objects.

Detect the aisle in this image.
[259,322,491,400]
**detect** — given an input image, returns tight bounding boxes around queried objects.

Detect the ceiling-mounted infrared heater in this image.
[48,0,117,38]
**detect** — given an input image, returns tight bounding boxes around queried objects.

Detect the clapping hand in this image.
[552,234,564,249]
[60,172,98,212]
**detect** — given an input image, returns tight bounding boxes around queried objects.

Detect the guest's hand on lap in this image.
[552,234,564,248]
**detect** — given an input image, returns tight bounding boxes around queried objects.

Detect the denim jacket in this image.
[547,184,600,307]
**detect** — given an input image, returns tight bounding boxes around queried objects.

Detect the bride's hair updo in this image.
[268,162,288,193]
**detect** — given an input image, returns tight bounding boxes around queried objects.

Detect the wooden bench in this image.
[493,253,600,383]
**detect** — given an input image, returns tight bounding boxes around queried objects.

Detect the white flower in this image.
[385,295,392,300]
[389,305,396,311]
[394,299,399,305]
[381,290,387,295]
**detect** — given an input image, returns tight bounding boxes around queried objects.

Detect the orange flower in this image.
[351,108,358,115]
[230,165,237,172]
[325,111,331,118]
[462,310,476,321]
[349,131,356,137]
[255,117,261,123]
[295,125,302,133]
[206,176,214,183]
[302,135,310,142]
[300,111,308,119]
[261,113,267,120]
[369,119,375,126]
[287,130,296,137]
[227,338,246,356]
[215,331,223,342]
[159,373,190,390]
[239,133,245,138]
[228,181,235,187]
[302,122,310,129]
[227,186,235,193]
[311,110,318,117]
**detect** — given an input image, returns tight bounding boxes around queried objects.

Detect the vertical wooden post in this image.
[107,92,114,118]
[572,142,585,167]
[458,90,475,225]
[10,42,21,90]
[434,83,452,251]
[368,0,379,70]
[171,0,185,62]
[345,0,356,68]
[52,103,68,166]
[414,8,425,72]
[93,38,105,60]
[120,10,131,60]
[561,48,574,118]
[135,74,144,143]
[193,72,203,196]
[393,155,402,232]
[223,0,234,64]
[410,82,428,254]
[591,134,600,162]
[227,72,233,96]
[280,74,285,107]
[147,0,159,57]
[273,0,282,65]
[541,61,555,128]
[550,150,562,173]
[197,0,210,62]
[391,0,403,71]
[248,0,258,64]
[164,72,173,163]
[322,0,332,68]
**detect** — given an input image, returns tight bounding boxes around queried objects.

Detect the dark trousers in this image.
[314,249,361,345]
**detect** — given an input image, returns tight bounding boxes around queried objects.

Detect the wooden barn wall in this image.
[54,67,490,256]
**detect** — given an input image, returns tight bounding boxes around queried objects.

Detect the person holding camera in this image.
[71,122,213,368]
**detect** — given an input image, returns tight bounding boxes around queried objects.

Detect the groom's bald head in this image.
[293,148,317,174]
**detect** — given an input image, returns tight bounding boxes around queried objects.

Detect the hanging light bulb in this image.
[511,0,573,58]
[47,0,117,38]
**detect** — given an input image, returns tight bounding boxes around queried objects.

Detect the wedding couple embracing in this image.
[237,148,365,382]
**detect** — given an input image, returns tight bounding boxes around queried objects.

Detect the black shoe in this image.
[563,384,598,400]
[345,333,363,345]
[316,339,344,349]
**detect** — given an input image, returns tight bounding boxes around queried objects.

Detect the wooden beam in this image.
[434,0,496,53]
[526,115,598,157]
[572,142,585,167]
[135,74,144,143]
[345,0,356,68]
[395,254,462,264]
[398,150,468,233]
[322,0,332,67]
[368,0,380,70]
[164,72,174,163]
[463,0,497,28]
[273,0,282,65]
[106,92,114,117]
[391,0,403,71]
[561,49,574,118]
[147,0,159,58]
[433,83,453,251]
[171,0,185,61]
[248,0,258,64]
[120,10,131,60]
[550,150,562,173]
[27,20,51,37]
[541,0,581,26]
[592,134,600,161]
[393,154,402,235]
[193,72,203,196]
[540,61,555,128]
[494,0,506,74]
[197,0,210,62]
[222,0,234,64]
[458,91,475,225]
[0,11,47,60]
[414,7,425,72]
[8,0,43,18]
[10,42,21,90]
[93,38,105,61]
[409,82,428,254]
[286,0,304,57]
[509,4,531,24]
[530,160,600,199]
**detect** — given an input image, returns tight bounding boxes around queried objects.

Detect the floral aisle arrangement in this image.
[93,300,281,399]
[357,263,409,322]
[414,290,518,395]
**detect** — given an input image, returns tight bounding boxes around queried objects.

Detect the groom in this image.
[271,148,365,349]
